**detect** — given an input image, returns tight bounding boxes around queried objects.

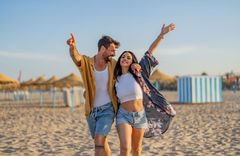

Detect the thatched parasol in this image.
[21,76,46,90]
[0,73,19,91]
[21,78,36,85]
[0,73,19,84]
[53,73,84,88]
[20,78,36,90]
[44,75,58,89]
[45,76,58,84]
[32,76,47,90]
[32,76,46,85]
[150,69,176,83]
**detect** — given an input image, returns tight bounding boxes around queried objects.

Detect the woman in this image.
[114,23,176,156]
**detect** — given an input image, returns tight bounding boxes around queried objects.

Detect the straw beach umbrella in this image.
[32,76,47,89]
[45,76,58,86]
[37,75,58,90]
[150,69,176,83]
[53,73,83,88]
[20,76,47,90]
[0,73,19,84]
[0,73,19,101]
[150,69,177,90]
[20,78,36,90]
[0,73,19,91]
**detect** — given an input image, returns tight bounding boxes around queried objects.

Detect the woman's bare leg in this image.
[117,123,132,156]
[131,128,145,156]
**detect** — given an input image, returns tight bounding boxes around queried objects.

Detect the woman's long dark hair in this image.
[114,51,139,82]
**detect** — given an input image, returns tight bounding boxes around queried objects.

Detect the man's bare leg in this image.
[95,135,111,156]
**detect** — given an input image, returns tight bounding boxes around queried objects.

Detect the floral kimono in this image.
[134,51,176,138]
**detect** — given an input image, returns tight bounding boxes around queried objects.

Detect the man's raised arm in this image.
[67,33,82,66]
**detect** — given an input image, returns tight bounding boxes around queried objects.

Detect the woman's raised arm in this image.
[148,23,176,55]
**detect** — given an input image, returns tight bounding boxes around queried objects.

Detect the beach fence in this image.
[178,76,223,103]
[63,87,85,111]
[0,87,85,110]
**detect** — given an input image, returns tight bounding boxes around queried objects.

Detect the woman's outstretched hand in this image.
[147,23,175,55]
[67,33,76,50]
[160,23,176,37]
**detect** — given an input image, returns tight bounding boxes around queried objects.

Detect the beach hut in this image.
[178,76,223,103]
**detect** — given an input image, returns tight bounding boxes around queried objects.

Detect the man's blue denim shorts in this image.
[116,107,148,129]
[86,102,114,139]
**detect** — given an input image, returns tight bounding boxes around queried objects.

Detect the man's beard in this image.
[103,55,114,62]
[104,56,111,62]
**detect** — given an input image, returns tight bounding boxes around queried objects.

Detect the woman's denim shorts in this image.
[116,107,148,129]
[86,102,114,139]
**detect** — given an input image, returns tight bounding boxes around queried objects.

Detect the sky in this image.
[0,0,240,81]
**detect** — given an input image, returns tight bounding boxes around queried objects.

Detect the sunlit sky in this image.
[1,0,240,81]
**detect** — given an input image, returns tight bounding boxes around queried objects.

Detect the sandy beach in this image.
[0,91,239,156]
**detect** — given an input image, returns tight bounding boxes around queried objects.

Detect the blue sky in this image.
[0,0,240,81]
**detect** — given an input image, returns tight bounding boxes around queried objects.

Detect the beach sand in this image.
[0,91,239,155]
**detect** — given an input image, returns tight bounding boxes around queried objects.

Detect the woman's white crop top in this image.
[115,72,143,103]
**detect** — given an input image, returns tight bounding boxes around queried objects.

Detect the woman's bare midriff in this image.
[120,99,143,112]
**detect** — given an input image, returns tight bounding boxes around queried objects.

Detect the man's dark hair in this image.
[98,35,120,51]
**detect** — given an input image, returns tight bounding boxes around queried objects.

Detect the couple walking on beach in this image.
[67,23,176,156]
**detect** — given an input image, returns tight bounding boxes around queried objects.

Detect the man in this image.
[67,33,119,156]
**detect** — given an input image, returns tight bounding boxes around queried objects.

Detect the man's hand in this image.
[131,63,142,74]
[160,23,176,37]
[67,33,76,50]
